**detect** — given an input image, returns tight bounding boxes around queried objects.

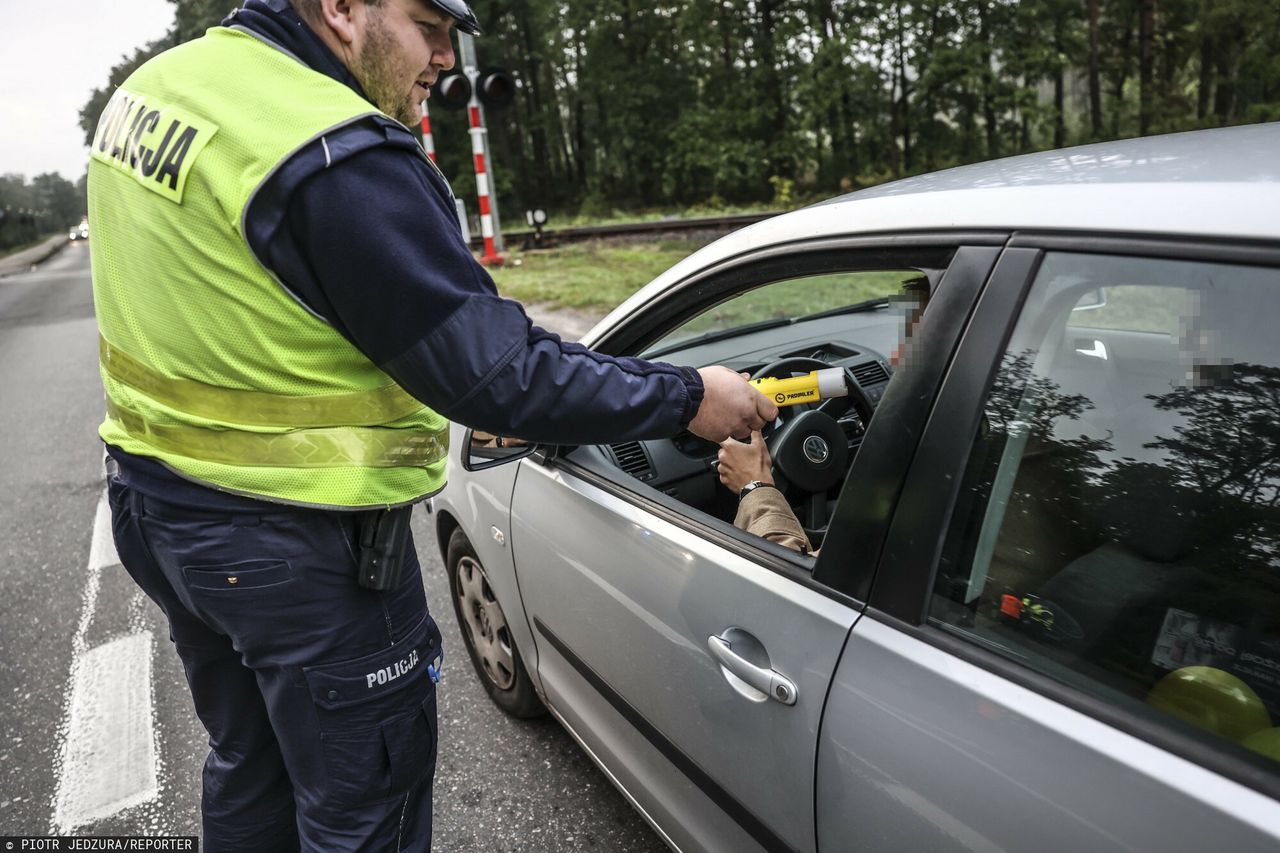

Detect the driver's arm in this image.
[718,431,813,554]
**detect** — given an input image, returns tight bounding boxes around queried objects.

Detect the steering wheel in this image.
[749,357,877,538]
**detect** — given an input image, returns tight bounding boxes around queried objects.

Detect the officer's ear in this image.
[316,0,362,48]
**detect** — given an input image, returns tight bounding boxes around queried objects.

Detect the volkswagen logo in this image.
[802,435,830,465]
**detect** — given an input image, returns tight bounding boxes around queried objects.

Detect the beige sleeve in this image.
[734,487,813,554]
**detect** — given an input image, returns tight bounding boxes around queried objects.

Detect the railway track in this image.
[468,211,776,251]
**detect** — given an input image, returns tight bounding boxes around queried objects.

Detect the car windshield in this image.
[644,269,921,356]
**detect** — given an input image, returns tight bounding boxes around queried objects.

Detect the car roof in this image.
[587,123,1280,345]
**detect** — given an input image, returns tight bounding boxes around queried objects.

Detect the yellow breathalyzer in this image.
[750,367,848,407]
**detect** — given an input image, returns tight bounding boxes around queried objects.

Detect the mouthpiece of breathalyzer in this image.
[749,367,848,408]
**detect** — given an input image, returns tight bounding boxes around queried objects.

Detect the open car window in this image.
[568,267,926,558]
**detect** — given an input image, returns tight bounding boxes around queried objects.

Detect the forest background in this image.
[2,0,1278,253]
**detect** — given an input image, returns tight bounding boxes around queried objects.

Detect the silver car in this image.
[430,123,1280,852]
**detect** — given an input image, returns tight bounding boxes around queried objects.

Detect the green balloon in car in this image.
[1147,666,1271,742]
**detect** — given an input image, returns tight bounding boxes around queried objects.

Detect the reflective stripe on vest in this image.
[105,398,447,468]
[100,335,425,428]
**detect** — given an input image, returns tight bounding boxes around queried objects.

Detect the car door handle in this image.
[707,635,798,705]
[1075,338,1108,360]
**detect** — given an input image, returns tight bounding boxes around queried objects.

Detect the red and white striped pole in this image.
[467,103,501,265]
[419,101,437,164]
[459,31,503,266]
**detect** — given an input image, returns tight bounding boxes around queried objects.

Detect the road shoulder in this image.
[0,235,70,278]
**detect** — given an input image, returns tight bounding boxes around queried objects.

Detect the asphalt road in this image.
[0,241,664,851]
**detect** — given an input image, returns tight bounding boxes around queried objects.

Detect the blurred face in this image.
[888,288,929,367]
[349,0,456,126]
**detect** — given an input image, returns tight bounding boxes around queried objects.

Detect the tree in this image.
[78,0,227,147]
[33,173,83,227]
[73,0,1280,221]
[1138,0,1155,134]
[0,173,81,251]
[1087,0,1103,138]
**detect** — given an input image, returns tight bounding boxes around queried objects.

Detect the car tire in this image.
[445,527,545,719]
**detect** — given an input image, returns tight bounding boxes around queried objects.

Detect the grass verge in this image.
[488,239,709,311]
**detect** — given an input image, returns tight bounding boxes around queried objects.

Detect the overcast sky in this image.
[1,0,178,181]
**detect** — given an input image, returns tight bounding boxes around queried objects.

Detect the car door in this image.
[819,239,1280,850]
[506,239,1003,852]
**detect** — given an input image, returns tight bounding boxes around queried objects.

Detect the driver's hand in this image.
[717,430,773,494]
[688,367,778,443]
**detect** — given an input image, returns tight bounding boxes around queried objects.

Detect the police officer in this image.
[87,0,775,849]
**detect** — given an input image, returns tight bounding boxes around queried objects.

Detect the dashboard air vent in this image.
[609,442,655,481]
[852,362,890,386]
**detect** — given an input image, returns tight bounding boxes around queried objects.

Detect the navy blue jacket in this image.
[110,0,703,507]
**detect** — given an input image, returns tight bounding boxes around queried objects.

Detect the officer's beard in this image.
[350,13,421,128]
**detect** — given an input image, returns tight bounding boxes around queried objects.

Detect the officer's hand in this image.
[688,367,778,443]
[717,430,773,494]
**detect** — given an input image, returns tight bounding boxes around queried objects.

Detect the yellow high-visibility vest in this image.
[89,26,448,508]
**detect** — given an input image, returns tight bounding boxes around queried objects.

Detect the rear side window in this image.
[1066,283,1183,335]
[931,252,1280,776]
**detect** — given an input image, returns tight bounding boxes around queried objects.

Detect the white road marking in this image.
[53,632,158,831]
[52,493,159,832]
[67,495,116,661]
[87,492,120,576]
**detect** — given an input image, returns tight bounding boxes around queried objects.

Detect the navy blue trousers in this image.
[108,476,440,851]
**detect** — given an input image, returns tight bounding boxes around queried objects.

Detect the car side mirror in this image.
[462,429,538,471]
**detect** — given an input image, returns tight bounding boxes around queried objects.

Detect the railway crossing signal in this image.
[427,37,515,266]
[432,72,471,109]
[431,69,513,111]
[476,69,515,108]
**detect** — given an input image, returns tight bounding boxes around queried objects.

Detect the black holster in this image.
[355,506,413,591]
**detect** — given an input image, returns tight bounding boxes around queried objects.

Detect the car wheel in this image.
[445,527,544,718]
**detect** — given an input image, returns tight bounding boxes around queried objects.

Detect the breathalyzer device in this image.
[750,367,849,407]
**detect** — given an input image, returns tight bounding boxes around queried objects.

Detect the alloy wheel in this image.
[454,554,516,690]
